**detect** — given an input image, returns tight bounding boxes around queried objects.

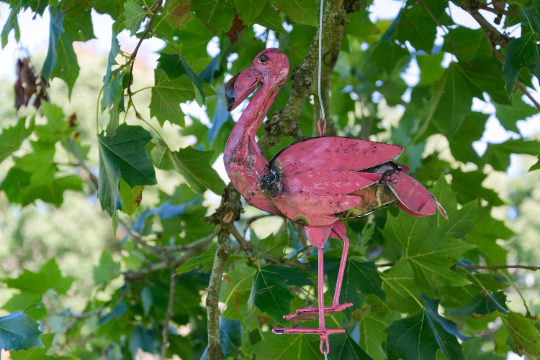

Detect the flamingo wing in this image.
[265,137,403,226]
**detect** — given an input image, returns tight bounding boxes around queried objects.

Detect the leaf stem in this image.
[96,85,104,134]
[381,275,424,309]
[497,270,532,316]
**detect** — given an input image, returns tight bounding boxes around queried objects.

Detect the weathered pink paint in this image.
[224,48,449,354]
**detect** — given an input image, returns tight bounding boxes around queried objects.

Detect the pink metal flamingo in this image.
[224,48,449,354]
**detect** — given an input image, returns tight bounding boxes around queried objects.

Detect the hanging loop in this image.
[317,0,326,121]
[317,118,327,137]
[320,336,330,355]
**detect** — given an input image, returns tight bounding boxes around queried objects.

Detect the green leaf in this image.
[269,0,317,26]
[51,32,80,98]
[36,101,72,143]
[382,206,475,291]
[448,291,508,317]
[254,2,286,33]
[62,0,96,41]
[119,179,144,217]
[482,139,540,171]
[328,333,373,360]
[128,324,156,355]
[449,112,488,165]
[10,333,76,360]
[250,230,288,262]
[385,297,467,360]
[2,4,21,48]
[141,286,153,316]
[417,53,445,86]
[428,175,477,239]
[359,305,397,360]
[3,257,75,295]
[220,261,255,319]
[249,265,311,325]
[98,124,157,216]
[450,169,504,206]
[251,334,322,360]
[494,93,537,133]
[157,53,206,102]
[233,0,266,25]
[101,26,122,112]
[0,117,34,164]
[42,6,64,83]
[124,1,146,36]
[503,32,539,94]
[395,1,440,53]
[220,318,244,358]
[161,0,193,30]
[20,175,83,207]
[442,27,491,62]
[369,41,409,75]
[93,251,121,285]
[501,311,540,358]
[382,259,422,313]
[345,12,380,38]
[176,244,241,274]
[150,69,194,126]
[457,60,510,105]
[152,145,226,194]
[175,18,213,57]
[326,258,385,320]
[432,63,473,139]
[191,0,235,33]
[0,312,43,351]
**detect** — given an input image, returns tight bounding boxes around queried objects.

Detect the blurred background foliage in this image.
[1,0,540,359]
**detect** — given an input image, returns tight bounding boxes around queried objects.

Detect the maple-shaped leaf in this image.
[382,259,423,313]
[51,32,80,98]
[219,261,256,320]
[191,0,235,34]
[500,311,540,358]
[124,1,146,36]
[101,25,122,112]
[42,6,64,83]
[98,124,156,216]
[249,265,311,325]
[482,138,540,172]
[3,257,75,295]
[157,53,207,103]
[250,229,289,262]
[0,117,34,164]
[359,303,398,360]
[161,0,192,30]
[0,312,43,351]
[254,2,286,33]
[233,0,266,25]
[150,69,192,126]
[382,203,475,291]
[251,333,322,360]
[152,144,225,195]
[269,0,317,26]
[328,333,373,360]
[119,179,144,217]
[325,257,385,320]
[429,175,477,239]
[385,297,469,360]
[94,251,121,285]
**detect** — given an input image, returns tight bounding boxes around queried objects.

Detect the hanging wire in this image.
[317,0,325,121]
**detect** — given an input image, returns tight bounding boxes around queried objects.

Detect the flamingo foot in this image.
[272,327,344,354]
[282,303,353,321]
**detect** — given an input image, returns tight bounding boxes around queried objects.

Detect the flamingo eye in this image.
[258,55,268,63]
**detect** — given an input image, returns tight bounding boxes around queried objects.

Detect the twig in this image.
[127,0,162,102]
[229,224,252,261]
[460,264,540,271]
[206,230,231,360]
[459,0,540,111]
[497,269,532,316]
[160,233,215,253]
[376,262,395,268]
[161,271,176,360]
[123,246,208,281]
[67,138,99,190]
[478,3,519,17]
[419,0,472,67]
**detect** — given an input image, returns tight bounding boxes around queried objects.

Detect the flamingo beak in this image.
[225,66,263,111]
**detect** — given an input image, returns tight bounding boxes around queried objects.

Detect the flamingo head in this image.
[225,48,289,111]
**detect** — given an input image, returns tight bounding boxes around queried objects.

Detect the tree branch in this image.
[459,0,540,111]
[377,262,540,271]
[206,230,231,360]
[228,224,252,261]
[161,271,176,360]
[258,0,346,152]
[477,3,519,17]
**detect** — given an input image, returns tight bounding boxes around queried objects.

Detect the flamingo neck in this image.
[224,74,286,215]
[224,78,282,166]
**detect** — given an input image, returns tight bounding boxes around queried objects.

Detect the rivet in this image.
[314,195,318,198]
[325,181,329,184]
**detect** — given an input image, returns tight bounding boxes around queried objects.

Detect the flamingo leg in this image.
[272,224,350,355]
[330,221,349,307]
